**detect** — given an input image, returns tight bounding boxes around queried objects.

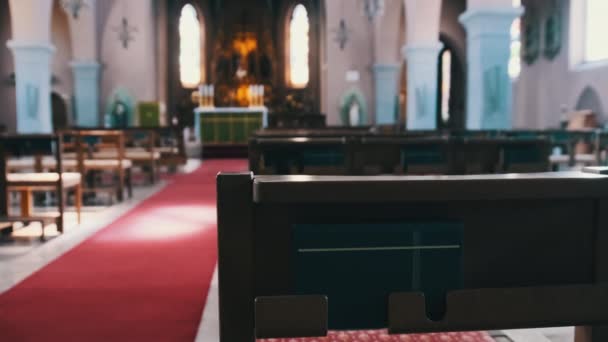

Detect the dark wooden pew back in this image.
[251,133,552,176]
[217,171,608,341]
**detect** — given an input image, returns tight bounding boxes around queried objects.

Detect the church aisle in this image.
[0,160,247,341]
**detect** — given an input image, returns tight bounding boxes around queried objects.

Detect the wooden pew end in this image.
[254,295,328,339]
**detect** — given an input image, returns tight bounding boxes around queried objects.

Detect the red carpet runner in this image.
[0,160,247,341]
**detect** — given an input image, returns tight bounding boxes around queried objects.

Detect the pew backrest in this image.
[217,171,608,341]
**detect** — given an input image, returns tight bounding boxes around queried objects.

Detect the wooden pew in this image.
[250,133,551,176]
[217,171,608,341]
[154,126,187,171]
[74,130,133,202]
[268,113,327,129]
[72,128,161,184]
[250,137,351,175]
[0,135,82,238]
[52,130,133,203]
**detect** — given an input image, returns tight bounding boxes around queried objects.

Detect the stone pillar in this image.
[71,61,101,127]
[460,7,523,129]
[403,43,443,130]
[7,41,55,133]
[372,64,400,125]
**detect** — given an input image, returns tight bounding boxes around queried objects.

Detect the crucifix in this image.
[114,18,137,49]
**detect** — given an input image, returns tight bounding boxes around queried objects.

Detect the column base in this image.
[71,60,101,127]
[372,64,400,125]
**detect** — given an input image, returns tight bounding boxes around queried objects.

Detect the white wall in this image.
[324,0,375,124]
[51,0,73,100]
[100,0,158,108]
[513,0,608,129]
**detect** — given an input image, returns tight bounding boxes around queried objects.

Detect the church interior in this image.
[1,0,608,341]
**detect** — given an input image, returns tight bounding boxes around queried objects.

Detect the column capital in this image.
[70,60,101,70]
[459,7,523,36]
[402,42,444,61]
[7,40,55,54]
[372,63,400,72]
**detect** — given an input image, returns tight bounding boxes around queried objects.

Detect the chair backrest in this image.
[0,134,62,172]
[70,130,125,165]
[217,171,608,341]
[0,134,63,196]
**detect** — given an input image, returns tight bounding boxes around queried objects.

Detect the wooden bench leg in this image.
[19,189,33,217]
[576,326,608,342]
[150,160,158,185]
[117,169,125,202]
[75,184,82,225]
[126,168,133,198]
[57,186,65,234]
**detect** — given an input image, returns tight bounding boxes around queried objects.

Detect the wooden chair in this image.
[217,171,608,342]
[155,126,187,171]
[1,135,82,238]
[71,130,133,203]
[86,129,160,184]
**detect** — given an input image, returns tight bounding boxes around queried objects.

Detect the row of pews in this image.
[0,127,186,239]
[249,128,608,176]
[217,127,608,341]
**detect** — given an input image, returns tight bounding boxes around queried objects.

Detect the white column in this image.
[65,0,101,127]
[370,3,400,125]
[460,2,523,129]
[402,0,443,130]
[403,43,443,130]
[71,61,101,127]
[8,0,54,133]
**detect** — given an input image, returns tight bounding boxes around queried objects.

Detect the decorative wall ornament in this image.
[483,65,505,117]
[25,84,39,119]
[60,0,88,19]
[340,88,368,126]
[362,0,384,22]
[105,87,135,128]
[114,18,137,49]
[333,19,350,50]
[415,85,428,118]
[543,0,562,60]
[522,5,540,65]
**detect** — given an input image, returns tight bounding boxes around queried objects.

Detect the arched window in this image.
[440,49,452,124]
[179,4,202,88]
[289,4,310,88]
[509,0,522,78]
[585,0,608,62]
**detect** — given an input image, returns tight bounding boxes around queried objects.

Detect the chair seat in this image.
[82,159,133,169]
[7,172,81,188]
[549,153,597,165]
[575,153,597,163]
[40,157,133,170]
[549,154,569,164]
[158,146,179,154]
[7,157,37,171]
[94,149,161,160]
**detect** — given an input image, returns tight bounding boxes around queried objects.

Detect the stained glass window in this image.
[440,50,452,124]
[179,4,202,88]
[585,0,608,62]
[289,4,310,88]
[509,0,522,78]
